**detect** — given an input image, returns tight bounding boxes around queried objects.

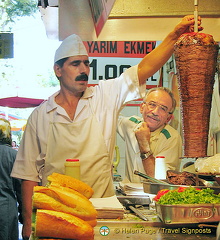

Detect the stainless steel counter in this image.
[103,184,219,240]
[93,200,218,240]
[94,218,217,240]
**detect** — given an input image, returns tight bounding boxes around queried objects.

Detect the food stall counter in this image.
[94,217,217,239]
[92,198,217,240]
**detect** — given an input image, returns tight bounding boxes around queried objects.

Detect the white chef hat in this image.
[54,34,88,63]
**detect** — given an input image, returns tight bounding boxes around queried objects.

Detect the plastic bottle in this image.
[155,156,166,179]
[64,159,80,180]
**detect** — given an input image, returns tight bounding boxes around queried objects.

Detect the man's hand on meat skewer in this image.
[173,15,203,39]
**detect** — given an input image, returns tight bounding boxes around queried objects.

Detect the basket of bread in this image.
[31,172,97,240]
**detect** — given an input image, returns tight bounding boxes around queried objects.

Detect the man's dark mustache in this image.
[75,74,88,81]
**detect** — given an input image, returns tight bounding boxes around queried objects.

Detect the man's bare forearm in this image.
[142,155,155,177]
[21,180,38,240]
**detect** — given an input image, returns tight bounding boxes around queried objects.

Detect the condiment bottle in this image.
[64,159,80,180]
[155,156,166,179]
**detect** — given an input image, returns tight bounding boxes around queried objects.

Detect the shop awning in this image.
[0,96,44,108]
[0,87,59,108]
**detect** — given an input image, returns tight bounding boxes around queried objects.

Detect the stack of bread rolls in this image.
[32,172,97,240]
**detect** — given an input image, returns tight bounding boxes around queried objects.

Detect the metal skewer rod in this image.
[134,170,170,185]
[194,0,198,32]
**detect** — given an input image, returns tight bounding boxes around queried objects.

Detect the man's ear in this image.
[140,102,145,114]
[54,64,61,78]
[166,114,173,123]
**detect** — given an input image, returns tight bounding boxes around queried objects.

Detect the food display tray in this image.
[156,203,220,224]
[142,180,220,195]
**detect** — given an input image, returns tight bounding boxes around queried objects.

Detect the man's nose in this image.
[152,105,160,114]
[79,62,88,72]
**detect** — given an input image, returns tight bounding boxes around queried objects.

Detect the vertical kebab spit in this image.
[174,32,219,157]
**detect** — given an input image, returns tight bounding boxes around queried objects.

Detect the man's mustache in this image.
[147,114,160,121]
[75,74,88,81]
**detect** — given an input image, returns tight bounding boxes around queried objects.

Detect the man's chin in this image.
[146,120,159,132]
[147,124,155,132]
[77,84,87,92]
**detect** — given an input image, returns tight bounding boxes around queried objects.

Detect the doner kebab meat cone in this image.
[174,32,219,157]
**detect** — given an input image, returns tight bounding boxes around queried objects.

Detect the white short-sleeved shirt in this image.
[117,115,183,183]
[11,65,145,182]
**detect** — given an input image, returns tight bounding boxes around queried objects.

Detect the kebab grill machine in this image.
[142,1,220,225]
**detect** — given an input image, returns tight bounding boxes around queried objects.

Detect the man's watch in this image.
[140,151,152,160]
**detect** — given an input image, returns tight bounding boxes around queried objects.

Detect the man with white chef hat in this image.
[11,15,203,240]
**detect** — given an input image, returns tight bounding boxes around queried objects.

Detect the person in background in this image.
[117,87,182,182]
[11,15,202,240]
[0,118,22,240]
[12,140,19,150]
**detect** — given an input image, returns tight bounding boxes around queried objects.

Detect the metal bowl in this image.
[143,180,220,195]
[156,203,220,224]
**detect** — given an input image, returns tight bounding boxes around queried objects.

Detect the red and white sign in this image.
[84,40,162,88]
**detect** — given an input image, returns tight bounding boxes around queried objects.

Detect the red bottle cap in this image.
[66,159,79,162]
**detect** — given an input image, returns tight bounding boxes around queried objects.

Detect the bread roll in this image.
[35,209,94,240]
[47,172,94,198]
[85,219,97,227]
[48,183,89,200]
[33,186,97,221]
